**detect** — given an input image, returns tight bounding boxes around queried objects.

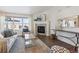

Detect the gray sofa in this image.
[1,29,17,52]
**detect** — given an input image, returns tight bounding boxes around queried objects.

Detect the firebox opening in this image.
[37,26,45,33]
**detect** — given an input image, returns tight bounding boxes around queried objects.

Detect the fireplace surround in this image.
[34,21,50,36]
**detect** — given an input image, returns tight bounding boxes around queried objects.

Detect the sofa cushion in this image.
[1,29,16,38]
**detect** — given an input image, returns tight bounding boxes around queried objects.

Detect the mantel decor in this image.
[34,17,42,21]
[34,14,46,21]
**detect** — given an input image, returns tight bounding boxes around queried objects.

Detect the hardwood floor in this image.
[37,35,76,53]
[10,34,76,53]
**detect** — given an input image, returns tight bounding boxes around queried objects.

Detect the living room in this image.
[0,6,79,53]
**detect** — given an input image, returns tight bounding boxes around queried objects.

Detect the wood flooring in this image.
[10,35,76,53]
[37,35,76,53]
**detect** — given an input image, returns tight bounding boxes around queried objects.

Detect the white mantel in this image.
[34,21,50,36]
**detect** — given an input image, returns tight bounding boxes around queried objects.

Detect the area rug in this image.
[50,45,70,53]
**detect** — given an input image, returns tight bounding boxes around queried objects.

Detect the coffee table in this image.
[24,33,37,48]
[24,33,50,53]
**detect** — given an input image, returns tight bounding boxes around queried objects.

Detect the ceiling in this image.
[0,6,52,15]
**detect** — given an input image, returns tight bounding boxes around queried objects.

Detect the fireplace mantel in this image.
[34,21,48,24]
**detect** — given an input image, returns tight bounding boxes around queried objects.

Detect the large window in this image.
[5,16,30,32]
[61,20,75,28]
[22,18,30,29]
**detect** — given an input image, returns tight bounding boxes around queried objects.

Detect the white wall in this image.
[58,7,79,18]
[33,8,60,34]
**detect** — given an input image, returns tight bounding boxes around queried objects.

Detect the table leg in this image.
[75,34,79,53]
